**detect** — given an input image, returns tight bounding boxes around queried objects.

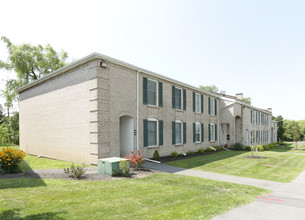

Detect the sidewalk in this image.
[143,162,305,220]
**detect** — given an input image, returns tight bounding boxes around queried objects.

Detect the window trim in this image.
[175,120,183,145]
[174,87,183,110]
[147,78,158,107]
[195,93,201,113]
[210,98,215,116]
[195,122,201,143]
[147,118,159,148]
[210,123,215,142]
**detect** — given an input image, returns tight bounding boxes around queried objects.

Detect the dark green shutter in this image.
[215,124,217,141]
[201,95,204,113]
[201,123,204,142]
[183,122,186,144]
[183,89,186,111]
[159,120,163,145]
[193,92,195,112]
[214,99,217,115]
[172,86,175,109]
[172,121,176,145]
[193,123,195,143]
[158,82,163,107]
[143,77,147,104]
[208,124,211,141]
[208,97,211,115]
[143,119,148,147]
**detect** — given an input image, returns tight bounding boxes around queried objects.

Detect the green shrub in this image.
[178,152,186,157]
[244,146,251,151]
[263,145,270,150]
[257,145,264,151]
[188,150,195,156]
[170,151,179,158]
[153,150,160,161]
[119,160,130,177]
[231,142,244,150]
[215,146,222,151]
[64,163,87,179]
[198,148,204,154]
[205,147,214,152]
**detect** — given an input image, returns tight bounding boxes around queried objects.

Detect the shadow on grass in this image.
[0,161,46,189]
[269,143,305,152]
[146,150,249,172]
[0,209,65,220]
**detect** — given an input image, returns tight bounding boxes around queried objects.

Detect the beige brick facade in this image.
[18,53,276,164]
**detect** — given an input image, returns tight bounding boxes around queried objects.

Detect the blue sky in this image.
[0,0,304,120]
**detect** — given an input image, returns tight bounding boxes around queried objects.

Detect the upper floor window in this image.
[147,79,157,106]
[209,97,217,116]
[175,88,182,110]
[143,77,163,107]
[195,93,200,113]
[172,86,186,111]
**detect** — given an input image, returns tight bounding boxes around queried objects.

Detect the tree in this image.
[290,121,301,149]
[8,112,19,145]
[0,36,68,107]
[274,115,284,142]
[199,85,225,94]
[242,97,251,105]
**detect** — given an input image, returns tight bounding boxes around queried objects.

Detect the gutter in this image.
[136,69,140,151]
[16,52,219,99]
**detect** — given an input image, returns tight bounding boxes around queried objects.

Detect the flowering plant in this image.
[125,151,145,170]
[0,148,26,174]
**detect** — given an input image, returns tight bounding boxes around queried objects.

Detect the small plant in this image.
[0,148,26,174]
[125,151,145,170]
[170,151,179,158]
[250,146,259,157]
[231,143,244,150]
[119,160,130,177]
[215,146,222,151]
[64,163,87,179]
[153,150,160,161]
[205,147,214,152]
[188,150,195,156]
[198,148,204,154]
[258,145,264,151]
[178,152,186,157]
[263,145,270,150]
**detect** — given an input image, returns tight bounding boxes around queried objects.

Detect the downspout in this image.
[136,69,140,151]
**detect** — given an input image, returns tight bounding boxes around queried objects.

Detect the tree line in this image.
[273,116,305,142]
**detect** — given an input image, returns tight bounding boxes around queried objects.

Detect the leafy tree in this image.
[199,85,225,94]
[8,112,19,145]
[242,97,251,105]
[274,115,284,142]
[0,104,4,124]
[0,36,68,106]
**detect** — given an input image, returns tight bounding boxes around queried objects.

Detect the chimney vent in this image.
[236,93,243,101]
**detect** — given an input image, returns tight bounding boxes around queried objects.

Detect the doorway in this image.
[120,116,134,157]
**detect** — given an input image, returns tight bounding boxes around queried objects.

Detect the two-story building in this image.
[219,93,273,147]
[17,53,222,164]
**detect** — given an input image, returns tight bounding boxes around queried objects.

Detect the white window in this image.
[148,118,158,146]
[210,123,215,142]
[175,88,182,110]
[147,79,158,106]
[210,98,215,116]
[195,93,200,113]
[175,120,183,145]
[195,122,201,143]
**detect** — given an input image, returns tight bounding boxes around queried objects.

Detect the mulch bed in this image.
[156,150,224,163]
[0,168,162,181]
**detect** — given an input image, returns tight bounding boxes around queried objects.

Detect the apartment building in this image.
[17,53,221,164]
[219,93,273,147]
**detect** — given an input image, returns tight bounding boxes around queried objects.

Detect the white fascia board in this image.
[17,52,219,98]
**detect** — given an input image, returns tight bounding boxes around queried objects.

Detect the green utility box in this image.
[98,157,129,176]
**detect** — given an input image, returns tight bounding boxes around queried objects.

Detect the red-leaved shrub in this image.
[125,151,145,170]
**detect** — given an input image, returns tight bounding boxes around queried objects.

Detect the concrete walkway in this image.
[143,162,305,220]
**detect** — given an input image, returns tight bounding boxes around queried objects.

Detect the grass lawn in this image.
[271,142,305,153]
[0,146,89,169]
[166,147,305,182]
[0,174,268,219]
